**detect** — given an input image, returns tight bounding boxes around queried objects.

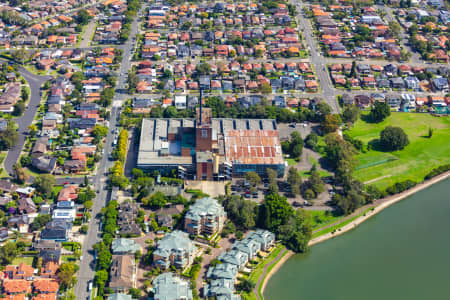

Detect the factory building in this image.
[137,107,285,180]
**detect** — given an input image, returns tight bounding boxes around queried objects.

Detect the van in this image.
[88,281,93,291]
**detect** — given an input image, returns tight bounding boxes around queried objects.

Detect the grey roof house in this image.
[184,197,226,236]
[111,238,142,254]
[153,230,198,270]
[153,272,193,300]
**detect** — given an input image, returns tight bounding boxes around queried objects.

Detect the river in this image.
[264,178,450,300]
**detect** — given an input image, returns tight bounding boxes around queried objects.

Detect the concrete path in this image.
[253,248,288,300]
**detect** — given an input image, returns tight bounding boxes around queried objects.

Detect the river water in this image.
[264,178,450,300]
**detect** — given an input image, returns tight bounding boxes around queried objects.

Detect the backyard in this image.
[347,113,450,190]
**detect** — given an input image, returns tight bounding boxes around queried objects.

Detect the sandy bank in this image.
[259,171,450,298]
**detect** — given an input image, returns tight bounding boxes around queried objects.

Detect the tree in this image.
[33,174,56,197]
[30,214,51,231]
[304,132,318,149]
[370,101,390,123]
[76,9,91,25]
[92,125,108,142]
[94,269,108,286]
[28,124,37,137]
[245,171,261,187]
[260,82,272,94]
[388,21,402,39]
[287,167,302,195]
[266,168,278,192]
[259,193,294,231]
[0,242,18,265]
[58,263,79,289]
[379,126,409,151]
[129,288,142,299]
[238,278,255,292]
[321,114,340,134]
[342,105,360,124]
[79,225,88,234]
[144,192,167,209]
[127,72,139,93]
[12,163,28,184]
[13,101,25,116]
[0,121,19,150]
[11,49,29,64]
[196,63,211,75]
[428,127,433,138]
[221,195,257,230]
[84,200,93,210]
[288,131,304,160]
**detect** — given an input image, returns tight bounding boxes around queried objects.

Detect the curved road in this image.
[3,65,52,175]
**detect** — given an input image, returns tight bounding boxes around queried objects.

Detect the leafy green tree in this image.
[304,132,318,149]
[238,278,255,292]
[245,171,261,187]
[58,263,79,289]
[195,62,211,75]
[379,126,409,151]
[144,192,167,209]
[321,114,340,134]
[370,101,390,123]
[129,288,142,299]
[95,269,108,286]
[33,174,56,197]
[76,9,91,25]
[13,101,25,116]
[221,195,257,230]
[287,167,302,195]
[30,214,51,231]
[0,242,18,265]
[0,121,19,150]
[342,105,360,124]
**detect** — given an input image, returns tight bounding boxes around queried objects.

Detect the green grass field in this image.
[348,113,450,190]
[12,256,34,266]
[309,210,344,230]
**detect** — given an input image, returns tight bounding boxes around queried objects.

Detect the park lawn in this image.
[12,256,34,266]
[348,113,450,190]
[309,210,344,230]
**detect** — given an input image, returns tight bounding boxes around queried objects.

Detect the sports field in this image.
[347,113,450,190]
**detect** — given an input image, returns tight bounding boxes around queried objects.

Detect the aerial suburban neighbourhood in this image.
[0,0,448,300]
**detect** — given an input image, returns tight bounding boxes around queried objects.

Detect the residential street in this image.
[294,1,340,113]
[73,5,145,299]
[3,65,52,175]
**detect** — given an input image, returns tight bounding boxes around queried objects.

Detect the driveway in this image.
[4,66,52,175]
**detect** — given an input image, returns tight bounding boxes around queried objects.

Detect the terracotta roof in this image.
[33,279,59,293]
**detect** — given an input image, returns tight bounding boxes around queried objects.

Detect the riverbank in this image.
[258,170,450,299]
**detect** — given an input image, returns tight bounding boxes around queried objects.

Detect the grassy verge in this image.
[311,207,374,239]
[348,112,450,190]
[242,244,286,300]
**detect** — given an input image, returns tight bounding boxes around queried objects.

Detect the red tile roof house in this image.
[4,263,35,280]
[363,76,376,87]
[57,185,78,202]
[2,280,32,295]
[33,279,59,294]
[40,262,59,279]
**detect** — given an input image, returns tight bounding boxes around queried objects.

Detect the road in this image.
[3,66,52,175]
[73,4,144,299]
[79,20,97,48]
[293,2,340,113]
[379,6,422,64]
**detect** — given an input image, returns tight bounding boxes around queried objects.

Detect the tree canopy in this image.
[379,126,409,151]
